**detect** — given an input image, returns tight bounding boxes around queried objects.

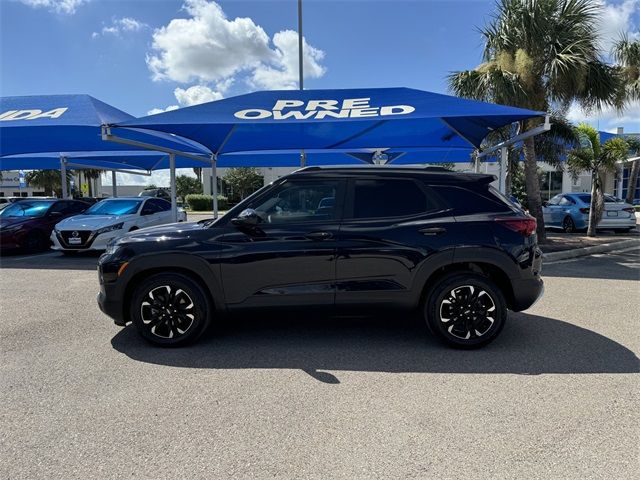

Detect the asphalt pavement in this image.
[0,248,638,479]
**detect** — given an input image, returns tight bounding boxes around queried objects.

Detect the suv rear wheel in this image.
[425,273,507,348]
[130,273,212,347]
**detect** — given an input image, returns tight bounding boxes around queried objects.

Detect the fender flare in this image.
[120,252,225,312]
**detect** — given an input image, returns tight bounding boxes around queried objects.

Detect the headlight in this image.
[94,222,124,236]
[104,242,120,255]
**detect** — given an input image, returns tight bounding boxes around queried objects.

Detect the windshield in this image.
[84,199,142,216]
[0,201,52,217]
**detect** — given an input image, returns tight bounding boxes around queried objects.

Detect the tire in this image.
[130,273,212,347]
[562,216,576,233]
[425,273,507,349]
[24,230,47,252]
[129,227,139,232]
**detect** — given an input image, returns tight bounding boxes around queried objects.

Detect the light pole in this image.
[298,0,307,167]
[298,0,303,91]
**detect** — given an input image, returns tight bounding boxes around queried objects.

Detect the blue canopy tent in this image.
[0,94,211,220]
[103,87,545,215]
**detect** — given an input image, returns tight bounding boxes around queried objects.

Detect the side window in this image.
[559,196,574,206]
[49,201,72,214]
[141,200,163,215]
[351,179,429,219]
[150,199,171,211]
[68,201,88,213]
[250,180,340,224]
[547,195,562,206]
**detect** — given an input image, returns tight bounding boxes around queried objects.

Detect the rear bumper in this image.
[510,276,544,311]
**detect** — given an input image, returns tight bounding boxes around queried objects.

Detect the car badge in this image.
[72,231,79,237]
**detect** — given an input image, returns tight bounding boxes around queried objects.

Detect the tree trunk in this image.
[625,159,639,204]
[522,136,546,242]
[587,170,599,237]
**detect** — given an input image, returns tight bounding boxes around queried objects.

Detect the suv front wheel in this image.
[425,273,507,348]
[130,273,212,347]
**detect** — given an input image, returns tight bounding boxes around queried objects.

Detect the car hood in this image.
[0,216,38,229]
[114,221,207,244]
[55,214,136,230]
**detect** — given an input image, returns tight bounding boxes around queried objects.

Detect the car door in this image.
[334,176,453,310]
[138,199,164,228]
[218,177,346,309]
[543,194,562,225]
[147,199,173,226]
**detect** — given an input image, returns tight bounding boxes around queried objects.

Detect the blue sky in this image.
[1,0,638,184]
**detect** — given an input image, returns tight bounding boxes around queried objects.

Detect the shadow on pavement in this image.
[111,311,639,383]
[543,248,640,281]
[0,250,100,270]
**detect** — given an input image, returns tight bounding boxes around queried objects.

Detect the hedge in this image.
[185,194,229,211]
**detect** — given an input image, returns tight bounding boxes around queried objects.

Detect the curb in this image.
[543,238,640,262]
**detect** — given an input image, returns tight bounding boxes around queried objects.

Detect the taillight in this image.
[495,216,537,236]
[622,207,635,214]
[579,208,589,214]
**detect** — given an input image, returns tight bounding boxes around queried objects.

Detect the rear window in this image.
[351,179,431,219]
[431,185,513,214]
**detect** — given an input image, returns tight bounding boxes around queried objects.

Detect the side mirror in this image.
[542,201,548,207]
[231,208,262,227]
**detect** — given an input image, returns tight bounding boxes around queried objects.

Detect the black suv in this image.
[98,167,543,348]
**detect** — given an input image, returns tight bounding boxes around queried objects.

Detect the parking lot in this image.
[1,247,639,479]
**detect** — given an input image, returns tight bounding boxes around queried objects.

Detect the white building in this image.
[0,170,102,199]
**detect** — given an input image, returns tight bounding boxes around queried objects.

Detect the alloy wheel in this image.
[562,217,575,233]
[140,285,195,339]
[439,285,496,340]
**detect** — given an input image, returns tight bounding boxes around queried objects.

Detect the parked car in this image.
[139,188,171,201]
[51,197,187,253]
[0,199,89,251]
[542,193,636,233]
[98,166,543,349]
[0,196,56,211]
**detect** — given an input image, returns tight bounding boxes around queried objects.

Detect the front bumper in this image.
[51,229,123,251]
[97,266,127,326]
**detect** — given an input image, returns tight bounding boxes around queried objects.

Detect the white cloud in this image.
[147,83,229,115]
[147,105,180,116]
[250,30,326,90]
[102,169,196,187]
[92,17,148,38]
[567,101,640,133]
[18,0,87,14]
[174,84,224,106]
[597,0,639,52]
[146,0,326,89]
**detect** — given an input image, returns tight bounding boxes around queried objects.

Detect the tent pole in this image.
[169,153,177,223]
[111,171,117,198]
[474,156,480,173]
[499,146,507,194]
[300,149,306,167]
[60,157,68,199]
[212,154,218,219]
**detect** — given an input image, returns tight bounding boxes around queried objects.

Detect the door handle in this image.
[306,231,333,240]
[419,227,446,236]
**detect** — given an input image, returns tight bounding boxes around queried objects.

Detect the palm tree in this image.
[612,33,640,102]
[81,169,102,197]
[622,136,640,204]
[448,0,623,242]
[567,124,629,237]
[192,167,203,184]
[25,170,72,197]
[612,34,640,204]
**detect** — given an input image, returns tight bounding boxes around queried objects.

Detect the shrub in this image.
[185,194,229,211]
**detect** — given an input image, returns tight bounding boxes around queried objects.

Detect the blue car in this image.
[543,193,637,233]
